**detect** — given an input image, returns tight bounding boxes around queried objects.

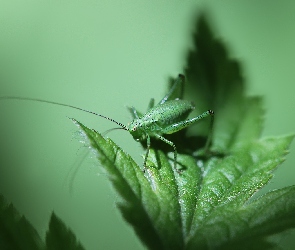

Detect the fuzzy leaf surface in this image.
[73,120,206,249]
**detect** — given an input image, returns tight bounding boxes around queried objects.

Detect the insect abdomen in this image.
[143,100,194,126]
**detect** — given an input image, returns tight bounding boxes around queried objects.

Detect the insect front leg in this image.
[143,134,151,172]
[128,106,142,119]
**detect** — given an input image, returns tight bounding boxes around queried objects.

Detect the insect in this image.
[0,74,214,172]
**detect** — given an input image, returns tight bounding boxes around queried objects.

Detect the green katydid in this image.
[0,74,214,172]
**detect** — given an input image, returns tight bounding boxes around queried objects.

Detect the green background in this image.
[0,1,294,249]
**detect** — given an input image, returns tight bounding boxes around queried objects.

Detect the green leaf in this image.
[0,194,86,250]
[184,14,264,153]
[73,120,202,249]
[222,238,282,250]
[73,120,295,250]
[46,212,85,250]
[73,14,295,250]
[0,194,44,250]
[187,185,295,249]
[230,96,264,149]
[186,135,294,249]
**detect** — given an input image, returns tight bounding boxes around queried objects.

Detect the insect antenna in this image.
[0,96,128,130]
[102,127,126,136]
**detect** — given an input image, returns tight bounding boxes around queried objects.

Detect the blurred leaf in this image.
[0,194,43,250]
[0,194,86,250]
[184,14,258,152]
[46,212,85,250]
[230,96,264,150]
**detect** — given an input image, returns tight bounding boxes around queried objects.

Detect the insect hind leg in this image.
[204,110,214,154]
